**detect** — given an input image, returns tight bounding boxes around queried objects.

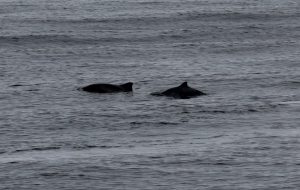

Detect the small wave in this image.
[193,102,280,115]
[277,101,300,106]
[12,144,119,153]
[259,80,300,89]
[288,81,300,85]
[130,121,179,128]
[26,89,39,92]
[158,121,179,125]
[137,1,167,5]
[39,172,73,177]
[9,83,41,87]
[40,172,61,177]
[130,121,178,125]
[0,35,88,44]
[13,146,61,153]
[72,145,116,150]
[165,158,236,166]
[0,34,122,45]
[9,84,25,87]
[0,34,165,45]
[8,84,40,92]
[176,11,300,21]
[196,108,259,114]
[148,156,163,159]
[211,135,225,139]
[7,161,19,164]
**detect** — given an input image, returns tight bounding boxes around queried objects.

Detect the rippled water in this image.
[0,0,300,189]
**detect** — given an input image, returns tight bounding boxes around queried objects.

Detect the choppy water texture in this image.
[0,0,300,189]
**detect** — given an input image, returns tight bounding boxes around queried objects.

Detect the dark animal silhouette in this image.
[80,82,133,93]
[151,82,206,99]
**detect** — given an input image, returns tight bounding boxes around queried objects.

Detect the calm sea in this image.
[0,0,299,189]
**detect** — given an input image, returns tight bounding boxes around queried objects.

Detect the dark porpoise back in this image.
[81,82,133,93]
[151,82,206,99]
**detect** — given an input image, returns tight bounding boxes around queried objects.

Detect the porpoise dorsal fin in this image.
[179,82,188,88]
[120,82,133,92]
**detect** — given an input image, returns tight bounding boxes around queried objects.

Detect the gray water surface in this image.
[0,0,300,189]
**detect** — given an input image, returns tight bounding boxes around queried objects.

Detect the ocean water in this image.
[0,0,300,189]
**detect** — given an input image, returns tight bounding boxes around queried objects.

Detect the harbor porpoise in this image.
[151,82,206,99]
[80,82,133,93]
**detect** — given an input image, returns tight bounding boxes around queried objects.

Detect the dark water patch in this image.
[158,121,179,125]
[39,10,300,25]
[271,162,290,166]
[170,153,194,157]
[0,34,176,45]
[20,9,298,30]
[248,135,281,139]
[20,16,174,26]
[149,156,164,159]
[177,11,300,22]
[40,172,60,177]
[12,144,122,154]
[213,162,228,166]
[160,158,238,166]
[13,146,61,153]
[30,146,61,152]
[197,135,225,139]
[196,108,260,115]
[9,83,42,88]
[130,121,146,126]
[9,84,25,87]
[72,145,119,150]
[276,101,300,107]
[252,146,272,151]
[8,84,40,92]
[137,1,168,5]
[72,145,98,150]
[40,172,70,177]
[0,35,90,45]
[278,146,299,151]
[130,121,179,127]
[26,89,39,92]
[7,161,19,164]
[197,110,227,114]
[287,81,300,85]
[280,80,300,89]
[172,42,199,48]
[79,165,120,173]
